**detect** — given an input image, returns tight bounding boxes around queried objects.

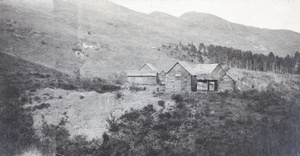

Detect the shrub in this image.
[102,132,110,144]
[106,114,120,132]
[102,84,121,92]
[158,100,165,108]
[39,123,71,155]
[57,82,76,90]
[142,104,156,114]
[176,102,185,110]
[171,94,183,103]
[32,103,51,111]
[120,111,140,122]
[129,86,144,92]
[79,95,85,99]
[72,47,82,52]
[116,92,124,99]
[158,112,172,120]
[153,92,164,97]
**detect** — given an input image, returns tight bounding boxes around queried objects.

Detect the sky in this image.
[109,0,300,33]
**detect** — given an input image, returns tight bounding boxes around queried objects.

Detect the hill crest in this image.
[1,1,300,77]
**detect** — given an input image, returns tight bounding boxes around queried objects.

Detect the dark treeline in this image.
[165,42,300,74]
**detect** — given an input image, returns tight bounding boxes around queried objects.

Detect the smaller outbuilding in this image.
[193,64,226,91]
[126,63,158,85]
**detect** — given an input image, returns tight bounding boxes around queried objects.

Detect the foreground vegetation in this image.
[101,90,300,156]
[9,88,298,156]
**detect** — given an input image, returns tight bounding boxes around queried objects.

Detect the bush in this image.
[102,84,121,92]
[72,47,82,52]
[106,114,120,132]
[171,94,183,103]
[176,102,185,110]
[116,92,124,99]
[32,103,51,111]
[158,100,165,108]
[120,111,140,122]
[158,112,172,119]
[41,41,47,45]
[142,104,156,114]
[39,123,70,155]
[57,82,77,90]
[129,86,145,92]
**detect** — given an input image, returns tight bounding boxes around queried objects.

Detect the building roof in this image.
[166,61,221,76]
[192,64,220,75]
[126,70,157,77]
[166,61,197,75]
[139,63,158,72]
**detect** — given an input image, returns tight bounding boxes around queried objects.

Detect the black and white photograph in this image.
[1,0,300,155]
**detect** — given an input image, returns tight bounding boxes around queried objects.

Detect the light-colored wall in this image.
[128,76,157,85]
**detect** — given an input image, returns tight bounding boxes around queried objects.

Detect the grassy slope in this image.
[227,68,300,91]
[1,0,300,78]
[0,53,72,92]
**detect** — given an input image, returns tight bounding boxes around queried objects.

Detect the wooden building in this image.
[165,62,236,92]
[165,62,197,92]
[126,70,158,85]
[126,63,158,85]
[126,62,235,91]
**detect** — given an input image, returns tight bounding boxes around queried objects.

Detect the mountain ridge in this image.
[1,0,300,78]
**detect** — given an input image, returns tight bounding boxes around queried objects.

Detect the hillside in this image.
[1,46,300,155]
[1,0,300,78]
[19,70,300,155]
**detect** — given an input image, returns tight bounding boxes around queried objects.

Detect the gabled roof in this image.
[166,61,197,75]
[192,64,220,75]
[126,70,157,77]
[139,63,158,72]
